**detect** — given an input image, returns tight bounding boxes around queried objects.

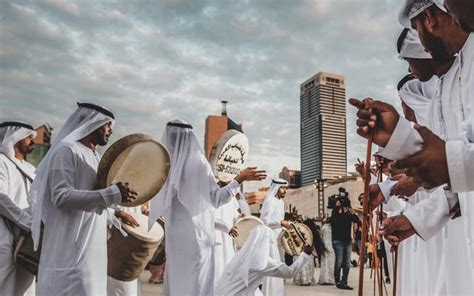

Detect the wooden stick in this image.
[358,133,373,296]
[393,246,399,296]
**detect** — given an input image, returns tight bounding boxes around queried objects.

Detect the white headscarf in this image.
[260,178,288,220]
[30,103,115,249]
[399,78,436,126]
[0,122,37,179]
[399,0,447,28]
[399,29,432,59]
[221,225,276,287]
[148,119,218,228]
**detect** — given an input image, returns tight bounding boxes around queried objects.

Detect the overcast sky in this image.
[0,0,407,191]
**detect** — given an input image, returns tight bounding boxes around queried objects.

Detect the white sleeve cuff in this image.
[379,117,423,160]
[446,140,474,193]
[379,180,397,203]
[100,185,122,207]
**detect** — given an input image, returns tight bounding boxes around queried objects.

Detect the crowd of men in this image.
[351,0,474,294]
[1,0,473,295]
[0,104,312,296]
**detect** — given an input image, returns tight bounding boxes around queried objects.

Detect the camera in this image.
[327,187,351,209]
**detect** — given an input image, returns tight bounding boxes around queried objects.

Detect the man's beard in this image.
[421,26,453,64]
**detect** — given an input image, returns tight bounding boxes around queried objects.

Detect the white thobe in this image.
[37,142,122,296]
[107,206,143,296]
[163,180,240,296]
[215,252,310,296]
[0,154,35,296]
[379,33,474,288]
[260,197,285,296]
[214,198,240,286]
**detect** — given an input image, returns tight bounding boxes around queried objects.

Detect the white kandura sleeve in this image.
[403,189,458,240]
[379,117,424,160]
[215,217,232,233]
[262,252,311,278]
[0,161,31,231]
[209,179,241,209]
[49,146,122,212]
[378,179,397,203]
[446,139,474,193]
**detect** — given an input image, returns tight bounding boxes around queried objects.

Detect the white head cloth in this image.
[148,119,218,228]
[399,0,447,28]
[399,78,433,126]
[30,104,115,249]
[399,29,432,59]
[0,122,37,178]
[260,178,288,220]
[222,224,277,287]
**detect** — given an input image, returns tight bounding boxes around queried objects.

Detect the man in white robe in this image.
[214,195,240,287]
[30,103,136,296]
[259,178,290,296]
[215,225,311,296]
[0,121,37,296]
[148,120,266,296]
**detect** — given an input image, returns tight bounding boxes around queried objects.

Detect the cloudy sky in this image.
[1,0,407,191]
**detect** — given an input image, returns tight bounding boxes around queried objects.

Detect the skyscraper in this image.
[300,72,347,186]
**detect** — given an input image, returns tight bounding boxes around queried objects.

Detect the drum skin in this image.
[233,216,264,249]
[279,223,313,256]
[97,134,170,207]
[209,130,249,182]
[108,213,164,281]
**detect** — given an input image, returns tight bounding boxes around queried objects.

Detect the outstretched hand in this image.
[115,210,140,227]
[392,125,449,189]
[349,98,400,147]
[235,167,267,184]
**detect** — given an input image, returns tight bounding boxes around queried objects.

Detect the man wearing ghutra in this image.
[148,119,266,296]
[259,178,290,296]
[0,121,37,295]
[215,225,311,296]
[31,103,137,296]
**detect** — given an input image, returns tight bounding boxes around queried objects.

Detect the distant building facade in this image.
[279,166,301,188]
[300,72,347,186]
[204,100,243,160]
[27,123,53,166]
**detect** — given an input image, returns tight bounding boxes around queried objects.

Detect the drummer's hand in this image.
[235,167,267,184]
[228,226,239,238]
[116,182,138,203]
[281,220,291,229]
[115,211,140,227]
[303,244,313,255]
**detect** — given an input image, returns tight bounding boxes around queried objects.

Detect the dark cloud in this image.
[1,0,408,191]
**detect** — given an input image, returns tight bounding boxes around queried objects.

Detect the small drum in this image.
[97,134,171,207]
[209,130,249,182]
[108,212,164,281]
[149,218,166,266]
[279,223,313,256]
[233,216,264,250]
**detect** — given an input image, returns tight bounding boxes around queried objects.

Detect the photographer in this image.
[329,187,360,290]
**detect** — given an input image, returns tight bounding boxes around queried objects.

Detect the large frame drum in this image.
[97,133,170,207]
[108,212,164,281]
[209,130,249,182]
[279,223,313,256]
[233,216,264,250]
